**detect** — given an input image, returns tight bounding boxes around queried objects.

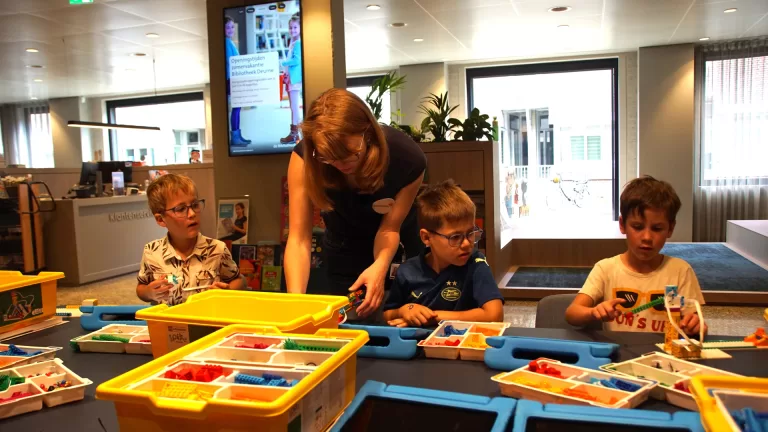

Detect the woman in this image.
[285,89,426,318]
[219,202,248,242]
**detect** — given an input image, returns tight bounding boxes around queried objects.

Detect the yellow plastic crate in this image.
[96,324,368,432]
[136,290,349,357]
[690,376,768,432]
[0,271,63,334]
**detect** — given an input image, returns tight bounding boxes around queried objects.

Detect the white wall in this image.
[638,44,695,242]
[397,62,447,127]
[49,97,83,168]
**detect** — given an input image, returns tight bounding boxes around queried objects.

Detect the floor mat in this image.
[506,243,768,292]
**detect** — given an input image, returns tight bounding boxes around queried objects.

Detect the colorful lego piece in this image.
[0,391,34,404]
[528,361,563,378]
[442,325,467,336]
[0,344,43,357]
[234,373,298,387]
[92,335,130,343]
[472,326,501,337]
[745,328,768,347]
[235,342,270,349]
[673,382,690,393]
[283,338,339,352]
[158,382,198,399]
[624,297,665,319]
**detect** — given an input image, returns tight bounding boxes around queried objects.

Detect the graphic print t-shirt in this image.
[578,255,705,333]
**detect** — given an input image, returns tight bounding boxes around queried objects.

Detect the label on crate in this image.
[1,283,43,325]
[166,325,190,350]
[290,367,346,432]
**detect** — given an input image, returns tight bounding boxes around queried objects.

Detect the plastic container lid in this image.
[0,271,64,291]
[136,290,348,331]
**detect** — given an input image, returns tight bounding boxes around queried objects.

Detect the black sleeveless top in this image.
[293,125,427,278]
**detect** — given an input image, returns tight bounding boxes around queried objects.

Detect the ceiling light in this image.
[366,4,380,10]
[26,65,44,68]
[125,68,136,72]
[25,48,39,53]
[413,38,424,42]
[31,97,38,100]
[548,6,571,12]
[557,25,570,29]
[33,79,43,83]
[724,8,737,13]
[699,37,710,41]
[67,121,160,131]
[389,22,407,28]
[132,52,147,57]
[145,32,160,38]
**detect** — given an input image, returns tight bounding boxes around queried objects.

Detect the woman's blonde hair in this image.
[300,88,389,210]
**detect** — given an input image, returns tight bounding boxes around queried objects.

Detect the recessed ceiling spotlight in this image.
[26,65,44,68]
[557,24,570,29]
[366,4,381,10]
[33,79,43,83]
[389,22,407,27]
[31,97,38,100]
[699,37,710,41]
[132,52,147,57]
[25,48,39,53]
[145,32,160,38]
[413,38,424,42]
[548,6,571,12]
[723,8,737,13]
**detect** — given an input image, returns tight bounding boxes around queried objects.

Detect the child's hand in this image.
[147,279,172,302]
[680,313,704,335]
[396,303,437,327]
[211,282,229,289]
[591,298,626,322]
[387,318,408,328]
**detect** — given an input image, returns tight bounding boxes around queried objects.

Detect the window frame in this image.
[106,92,204,161]
[466,58,620,220]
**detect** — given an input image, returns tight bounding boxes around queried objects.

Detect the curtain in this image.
[0,102,52,168]
[693,38,768,242]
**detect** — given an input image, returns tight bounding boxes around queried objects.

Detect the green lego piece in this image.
[69,340,81,352]
[92,334,130,343]
[629,297,665,314]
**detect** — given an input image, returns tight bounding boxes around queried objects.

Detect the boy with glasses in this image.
[383,180,504,327]
[565,176,706,335]
[136,174,244,305]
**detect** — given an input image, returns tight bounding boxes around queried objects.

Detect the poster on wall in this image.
[217,198,250,248]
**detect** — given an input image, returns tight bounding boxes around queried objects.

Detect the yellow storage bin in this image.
[0,271,63,334]
[136,290,349,357]
[690,376,768,432]
[96,324,368,432]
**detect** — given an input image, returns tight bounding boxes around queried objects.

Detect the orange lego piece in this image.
[745,328,766,345]
[563,388,598,402]
[472,327,501,337]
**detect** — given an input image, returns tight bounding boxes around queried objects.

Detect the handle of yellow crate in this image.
[313,328,368,340]
[152,397,207,415]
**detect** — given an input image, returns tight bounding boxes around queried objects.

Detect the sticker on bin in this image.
[135,290,349,357]
[0,358,92,419]
[70,324,151,355]
[689,376,768,432]
[417,321,510,361]
[96,324,369,432]
[0,271,64,335]
[601,351,741,411]
[492,358,656,409]
[0,343,61,370]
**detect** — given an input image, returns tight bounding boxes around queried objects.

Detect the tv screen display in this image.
[224,1,304,156]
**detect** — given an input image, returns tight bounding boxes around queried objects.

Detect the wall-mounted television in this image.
[224,0,304,156]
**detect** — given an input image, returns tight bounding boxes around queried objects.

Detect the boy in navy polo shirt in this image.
[383,180,504,327]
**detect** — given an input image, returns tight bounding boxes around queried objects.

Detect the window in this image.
[701,53,768,183]
[27,108,54,168]
[587,136,601,160]
[107,92,205,165]
[570,136,585,161]
[347,75,391,125]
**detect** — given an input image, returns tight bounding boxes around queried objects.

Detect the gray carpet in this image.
[506,243,768,292]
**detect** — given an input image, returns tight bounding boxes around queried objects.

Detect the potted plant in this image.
[448,108,493,141]
[365,72,407,122]
[419,92,458,142]
[390,109,426,142]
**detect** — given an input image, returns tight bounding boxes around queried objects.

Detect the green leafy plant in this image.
[365,72,407,121]
[390,109,426,142]
[419,92,458,142]
[448,108,493,141]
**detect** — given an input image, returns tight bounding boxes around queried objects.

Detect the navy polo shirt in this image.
[383,248,503,313]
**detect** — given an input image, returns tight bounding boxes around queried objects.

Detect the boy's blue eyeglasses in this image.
[428,227,483,248]
[164,199,206,218]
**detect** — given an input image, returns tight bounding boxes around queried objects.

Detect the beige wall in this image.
[397,62,447,127]
[207,0,346,244]
[49,97,84,168]
[638,44,695,241]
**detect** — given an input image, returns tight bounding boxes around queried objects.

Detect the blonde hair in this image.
[146,173,198,215]
[300,88,389,210]
[417,180,476,232]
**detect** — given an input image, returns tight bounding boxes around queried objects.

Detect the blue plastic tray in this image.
[484,336,619,370]
[79,305,148,331]
[339,324,430,359]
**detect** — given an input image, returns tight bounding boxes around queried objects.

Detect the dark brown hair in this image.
[146,173,197,215]
[620,175,681,224]
[417,180,476,232]
[224,16,234,25]
[300,88,389,210]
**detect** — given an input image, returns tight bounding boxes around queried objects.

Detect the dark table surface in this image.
[4,321,768,431]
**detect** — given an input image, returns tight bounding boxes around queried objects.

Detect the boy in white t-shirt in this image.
[565,176,706,334]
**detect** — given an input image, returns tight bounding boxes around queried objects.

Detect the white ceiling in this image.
[0,0,766,104]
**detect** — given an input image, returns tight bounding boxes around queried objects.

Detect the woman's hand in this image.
[348,262,388,318]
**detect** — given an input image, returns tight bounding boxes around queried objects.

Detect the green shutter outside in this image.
[587,136,601,160]
[570,136,585,160]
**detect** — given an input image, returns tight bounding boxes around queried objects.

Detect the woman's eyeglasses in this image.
[312,129,368,165]
[164,199,206,218]
[428,227,484,248]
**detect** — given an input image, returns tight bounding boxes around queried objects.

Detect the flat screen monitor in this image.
[97,161,133,183]
[224,1,305,156]
[79,162,99,185]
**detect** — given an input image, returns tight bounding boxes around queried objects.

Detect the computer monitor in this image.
[97,161,133,183]
[79,162,99,185]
